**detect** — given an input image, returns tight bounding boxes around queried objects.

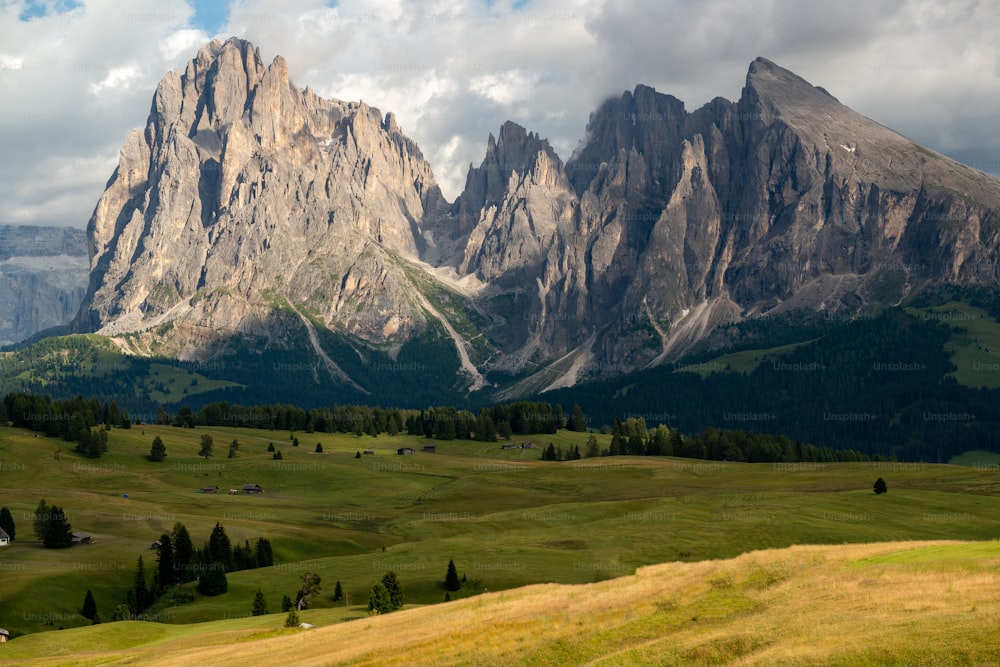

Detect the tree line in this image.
[80,521,274,623]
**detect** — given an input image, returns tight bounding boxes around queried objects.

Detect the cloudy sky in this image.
[1,0,998,228]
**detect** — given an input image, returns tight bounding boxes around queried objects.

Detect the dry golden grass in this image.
[7,540,1000,666]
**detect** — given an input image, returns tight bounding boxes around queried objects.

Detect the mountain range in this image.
[15,37,1000,401]
[0,225,87,346]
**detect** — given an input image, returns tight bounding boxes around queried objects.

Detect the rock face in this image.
[455,58,1000,383]
[75,42,1000,396]
[0,225,88,345]
[76,38,446,362]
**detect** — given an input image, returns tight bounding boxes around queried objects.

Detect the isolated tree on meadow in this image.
[367,583,391,615]
[444,559,461,592]
[381,571,403,610]
[284,608,300,627]
[41,504,72,548]
[333,580,343,602]
[149,436,166,461]
[296,572,322,610]
[874,477,888,494]
[0,506,15,540]
[228,439,239,459]
[252,588,268,616]
[81,590,98,620]
[199,434,214,459]
[315,442,323,453]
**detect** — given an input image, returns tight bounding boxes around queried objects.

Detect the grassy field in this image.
[4,540,999,666]
[3,423,1000,663]
[673,340,811,376]
[904,301,1000,388]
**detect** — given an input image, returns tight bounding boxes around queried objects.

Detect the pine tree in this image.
[42,504,72,548]
[267,442,275,452]
[273,450,283,460]
[367,583,391,614]
[874,477,888,494]
[444,559,461,591]
[568,405,587,432]
[133,555,150,614]
[110,603,132,622]
[197,563,228,596]
[171,523,194,582]
[154,533,175,591]
[284,608,300,627]
[254,537,274,568]
[381,571,403,610]
[149,436,166,461]
[281,594,293,612]
[199,433,214,459]
[81,590,97,620]
[33,499,48,540]
[0,506,15,541]
[355,450,361,459]
[228,439,239,459]
[252,588,268,616]
[207,522,233,571]
[315,442,323,453]
[333,580,343,602]
[296,572,322,610]
[444,592,451,602]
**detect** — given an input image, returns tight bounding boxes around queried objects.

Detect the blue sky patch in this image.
[187,0,230,35]
[19,0,83,22]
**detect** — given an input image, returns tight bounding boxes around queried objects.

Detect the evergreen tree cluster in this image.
[111,522,275,621]
[546,308,1000,462]
[2,393,134,458]
[539,419,869,463]
[32,499,72,548]
[186,400,575,442]
[368,571,403,615]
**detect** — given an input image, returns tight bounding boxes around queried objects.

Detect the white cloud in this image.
[88,64,141,94]
[1,0,999,227]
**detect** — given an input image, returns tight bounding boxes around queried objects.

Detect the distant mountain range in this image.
[9,37,1000,404]
[0,225,87,345]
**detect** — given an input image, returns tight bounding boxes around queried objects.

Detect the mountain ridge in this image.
[66,37,1000,399]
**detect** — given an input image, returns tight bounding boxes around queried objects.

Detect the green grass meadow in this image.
[2,422,1000,662]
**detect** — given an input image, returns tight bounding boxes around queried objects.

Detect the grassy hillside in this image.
[3,422,1000,643]
[4,540,999,666]
[904,301,1000,388]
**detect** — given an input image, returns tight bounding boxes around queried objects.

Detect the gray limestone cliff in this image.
[73,43,1000,394]
[75,37,447,363]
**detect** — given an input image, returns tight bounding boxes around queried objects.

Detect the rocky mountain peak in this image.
[70,47,1000,400]
[76,37,447,365]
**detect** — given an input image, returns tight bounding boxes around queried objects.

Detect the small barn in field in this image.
[397,447,414,456]
[0,527,10,547]
[0,627,9,642]
[242,484,264,495]
[200,485,219,493]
